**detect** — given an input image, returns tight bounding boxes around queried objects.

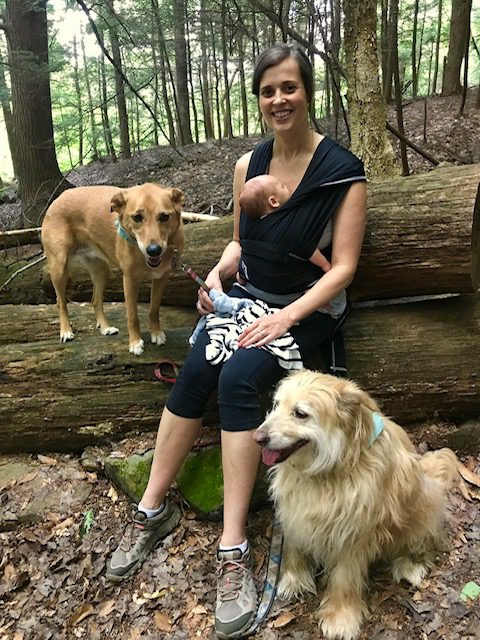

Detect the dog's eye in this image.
[293,408,309,420]
[132,213,143,223]
[159,212,170,222]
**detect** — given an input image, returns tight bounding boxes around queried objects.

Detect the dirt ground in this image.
[1,91,480,639]
[0,424,479,640]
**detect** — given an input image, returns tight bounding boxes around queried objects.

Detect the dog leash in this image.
[243,518,284,637]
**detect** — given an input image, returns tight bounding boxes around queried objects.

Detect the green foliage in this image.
[79,510,95,538]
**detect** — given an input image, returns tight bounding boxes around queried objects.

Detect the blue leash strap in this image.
[244,518,284,637]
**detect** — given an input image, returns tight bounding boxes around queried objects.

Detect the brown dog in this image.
[41,183,184,355]
[254,370,458,640]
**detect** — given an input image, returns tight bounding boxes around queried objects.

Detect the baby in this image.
[239,174,331,271]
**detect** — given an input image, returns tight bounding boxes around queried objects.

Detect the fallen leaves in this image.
[69,603,94,625]
[154,611,172,632]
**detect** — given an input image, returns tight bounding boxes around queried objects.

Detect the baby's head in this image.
[239,174,290,218]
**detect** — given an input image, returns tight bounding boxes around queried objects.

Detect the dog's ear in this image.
[170,188,185,212]
[111,191,127,214]
[335,379,379,414]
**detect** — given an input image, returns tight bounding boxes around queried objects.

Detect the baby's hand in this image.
[311,249,332,272]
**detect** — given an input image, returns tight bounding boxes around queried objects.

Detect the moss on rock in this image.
[104,450,154,503]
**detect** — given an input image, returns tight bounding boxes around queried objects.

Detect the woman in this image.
[107,43,367,639]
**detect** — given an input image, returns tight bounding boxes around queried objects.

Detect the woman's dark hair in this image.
[252,43,314,104]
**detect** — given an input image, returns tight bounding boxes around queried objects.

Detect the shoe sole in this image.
[106,503,181,582]
[215,609,257,640]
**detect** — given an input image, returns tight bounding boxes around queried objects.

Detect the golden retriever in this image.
[254,370,458,640]
[41,183,184,355]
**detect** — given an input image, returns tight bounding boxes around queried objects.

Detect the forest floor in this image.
[1,90,480,640]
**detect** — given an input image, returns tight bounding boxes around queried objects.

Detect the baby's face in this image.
[273,180,290,203]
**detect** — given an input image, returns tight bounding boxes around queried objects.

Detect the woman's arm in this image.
[197,151,252,313]
[238,181,367,346]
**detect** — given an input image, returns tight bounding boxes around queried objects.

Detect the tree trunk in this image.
[1,163,479,305]
[0,48,20,179]
[173,0,193,145]
[2,294,479,453]
[81,35,99,159]
[343,0,399,180]
[442,0,472,96]
[4,0,70,226]
[106,0,131,159]
[411,0,419,98]
[220,0,233,138]
[72,36,84,166]
[99,52,116,160]
[432,0,443,94]
[199,0,214,140]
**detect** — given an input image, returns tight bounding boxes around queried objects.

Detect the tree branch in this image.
[74,0,182,154]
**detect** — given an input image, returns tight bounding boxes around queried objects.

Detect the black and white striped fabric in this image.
[204,299,303,370]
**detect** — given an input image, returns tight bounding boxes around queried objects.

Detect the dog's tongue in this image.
[262,448,282,467]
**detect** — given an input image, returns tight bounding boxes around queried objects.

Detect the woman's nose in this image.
[272,89,285,103]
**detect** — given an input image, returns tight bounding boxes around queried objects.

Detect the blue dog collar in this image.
[369,412,384,447]
[114,218,137,244]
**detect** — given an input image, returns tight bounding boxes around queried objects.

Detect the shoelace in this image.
[216,560,256,602]
[119,511,146,552]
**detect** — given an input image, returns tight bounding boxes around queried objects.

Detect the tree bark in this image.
[4,0,70,226]
[105,0,131,159]
[173,0,193,145]
[442,0,472,96]
[1,295,479,453]
[1,163,479,304]
[343,0,399,180]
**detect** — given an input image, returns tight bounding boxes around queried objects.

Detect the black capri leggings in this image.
[166,286,338,431]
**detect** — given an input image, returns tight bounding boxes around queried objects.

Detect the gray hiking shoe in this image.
[106,500,180,582]
[215,545,258,639]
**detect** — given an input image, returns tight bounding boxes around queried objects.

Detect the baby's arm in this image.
[309,249,332,272]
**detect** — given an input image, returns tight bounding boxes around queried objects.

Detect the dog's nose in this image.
[253,430,270,446]
[146,244,162,257]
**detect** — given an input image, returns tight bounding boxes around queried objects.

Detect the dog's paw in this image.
[129,339,145,355]
[319,604,363,640]
[392,557,429,587]
[100,326,119,336]
[151,331,166,345]
[60,331,74,342]
[278,570,316,599]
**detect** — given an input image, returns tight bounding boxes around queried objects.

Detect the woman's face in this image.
[258,57,309,133]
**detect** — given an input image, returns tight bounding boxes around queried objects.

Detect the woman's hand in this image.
[237,308,293,348]
[196,269,223,315]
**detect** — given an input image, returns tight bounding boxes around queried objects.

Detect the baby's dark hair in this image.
[252,43,314,104]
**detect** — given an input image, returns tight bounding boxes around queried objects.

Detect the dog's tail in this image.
[420,447,458,491]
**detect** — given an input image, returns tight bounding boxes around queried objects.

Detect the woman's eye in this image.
[293,408,309,419]
[260,88,274,97]
[159,212,170,222]
[132,213,143,223]
[285,84,297,93]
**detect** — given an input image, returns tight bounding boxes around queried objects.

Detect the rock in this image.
[103,450,154,503]
[0,456,93,531]
[103,445,270,520]
[447,420,480,454]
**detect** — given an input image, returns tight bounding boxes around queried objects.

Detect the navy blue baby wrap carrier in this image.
[238,137,366,295]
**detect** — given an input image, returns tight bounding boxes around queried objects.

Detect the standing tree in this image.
[2,0,70,226]
[173,0,193,145]
[442,0,472,95]
[104,0,131,158]
[343,0,399,179]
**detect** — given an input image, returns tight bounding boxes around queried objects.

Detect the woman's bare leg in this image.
[140,407,202,509]
[220,429,261,546]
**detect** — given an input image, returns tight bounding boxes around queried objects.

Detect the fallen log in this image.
[0,163,479,305]
[1,296,478,453]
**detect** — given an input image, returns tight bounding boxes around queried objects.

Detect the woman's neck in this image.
[272,127,322,162]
